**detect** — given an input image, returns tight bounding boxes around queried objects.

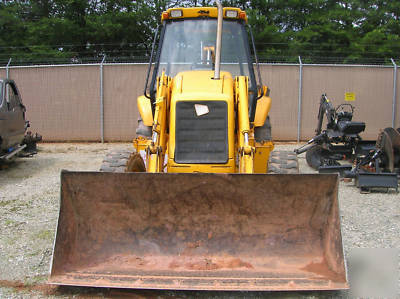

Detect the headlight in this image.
[225,10,238,18]
[170,10,183,18]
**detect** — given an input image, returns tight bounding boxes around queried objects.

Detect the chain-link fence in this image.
[0,58,398,142]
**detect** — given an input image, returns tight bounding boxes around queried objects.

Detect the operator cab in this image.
[145,7,260,120]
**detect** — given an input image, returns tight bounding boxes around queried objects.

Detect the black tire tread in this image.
[268,150,299,174]
[100,148,135,172]
[305,145,325,170]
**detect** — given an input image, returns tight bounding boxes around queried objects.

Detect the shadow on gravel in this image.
[1,280,348,298]
[0,156,57,186]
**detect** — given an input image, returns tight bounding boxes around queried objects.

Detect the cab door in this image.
[0,81,26,150]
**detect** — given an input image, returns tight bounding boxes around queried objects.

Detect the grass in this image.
[0,199,16,207]
[24,275,48,286]
[35,230,53,241]
[4,219,17,226]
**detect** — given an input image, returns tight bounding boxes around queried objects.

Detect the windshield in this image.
[156,19,252,79]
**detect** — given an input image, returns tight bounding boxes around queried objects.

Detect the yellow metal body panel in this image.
[137,96,153,126]
[135,69,274,174]
[235,76,255,173]
[133,136,151,152]
[254,141,274,173]
[147,73,170,173]
[162,7,247,22]
[254,96,272,127]
[168,159,236,173]
[167,70,236,173]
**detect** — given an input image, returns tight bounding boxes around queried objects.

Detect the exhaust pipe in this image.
[214,0,223,79]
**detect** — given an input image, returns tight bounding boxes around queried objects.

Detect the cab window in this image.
[5,83,19,110]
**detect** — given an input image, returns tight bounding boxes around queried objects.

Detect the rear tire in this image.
[136,116,152,137]
[305,145,333,170]
[254,116,272,142]
[268,150,299,174]
[100,149,133,172]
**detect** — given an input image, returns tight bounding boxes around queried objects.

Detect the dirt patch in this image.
[0,280,58,295]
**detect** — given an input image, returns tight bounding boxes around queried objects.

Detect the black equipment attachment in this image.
[295,94,399,192]
[295,94,369,170]
[343,135,399,192]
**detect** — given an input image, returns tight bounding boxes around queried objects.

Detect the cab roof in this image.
[161,7,247,23]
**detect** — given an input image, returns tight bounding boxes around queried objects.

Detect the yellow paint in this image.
[345,92,356,101]
[133,69,274,174]
[147,72,170,173]
[254,141,274,173]
[236,76,254,173]
[254,96,271,127]
[168,70,236,173]
[162,7,247,23]
[137,96,153,126]
[133,136,151,153]
[167,159,236,173]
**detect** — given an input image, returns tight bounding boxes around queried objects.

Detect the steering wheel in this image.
[335,103,354,115]
[191,62,213,70]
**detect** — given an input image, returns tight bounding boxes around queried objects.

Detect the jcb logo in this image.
[198,10,210,14]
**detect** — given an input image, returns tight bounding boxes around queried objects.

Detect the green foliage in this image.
[0,0,398,65]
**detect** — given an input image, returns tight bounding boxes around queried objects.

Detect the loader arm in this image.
[236,76,254,173]
[316,94,335,135]
[147,72,170,173]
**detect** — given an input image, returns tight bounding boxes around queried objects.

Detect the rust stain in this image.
[222,258,253,269]
[186,258,219,270]
[168,260,180,269]
[107,255,149,267]
[301,259,346,283]
[169,257,253,270]
[185,240,203,249]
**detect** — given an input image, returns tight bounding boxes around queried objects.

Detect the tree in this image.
[0,0,398,65]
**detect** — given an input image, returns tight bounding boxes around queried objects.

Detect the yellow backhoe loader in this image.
[49,2,348,291]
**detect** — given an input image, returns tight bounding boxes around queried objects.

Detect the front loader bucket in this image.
[49,171,348,291]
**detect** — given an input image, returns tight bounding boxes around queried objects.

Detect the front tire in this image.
[268,151,299,174]
[100,149,133,172]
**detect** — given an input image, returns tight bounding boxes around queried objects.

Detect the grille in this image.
[175,101,228,164]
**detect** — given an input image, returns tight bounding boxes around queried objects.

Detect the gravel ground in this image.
[0,142,398,298]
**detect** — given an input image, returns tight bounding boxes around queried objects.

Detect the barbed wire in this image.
[0,54,396,66]
[1,41,399,50]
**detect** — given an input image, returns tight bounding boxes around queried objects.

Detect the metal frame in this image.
[297,56,303,142]
[1,62,396,69]
[214,0,223,80]
[100,55,106,143]
[391,58,398,128]
[6,58,12,79]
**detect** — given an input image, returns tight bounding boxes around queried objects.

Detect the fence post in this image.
[100,55,106,143]
[297,56,303,142]
[6,58,12,79]
[391,58,397,128]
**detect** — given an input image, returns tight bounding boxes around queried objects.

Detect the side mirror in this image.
[137,96,153,126]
